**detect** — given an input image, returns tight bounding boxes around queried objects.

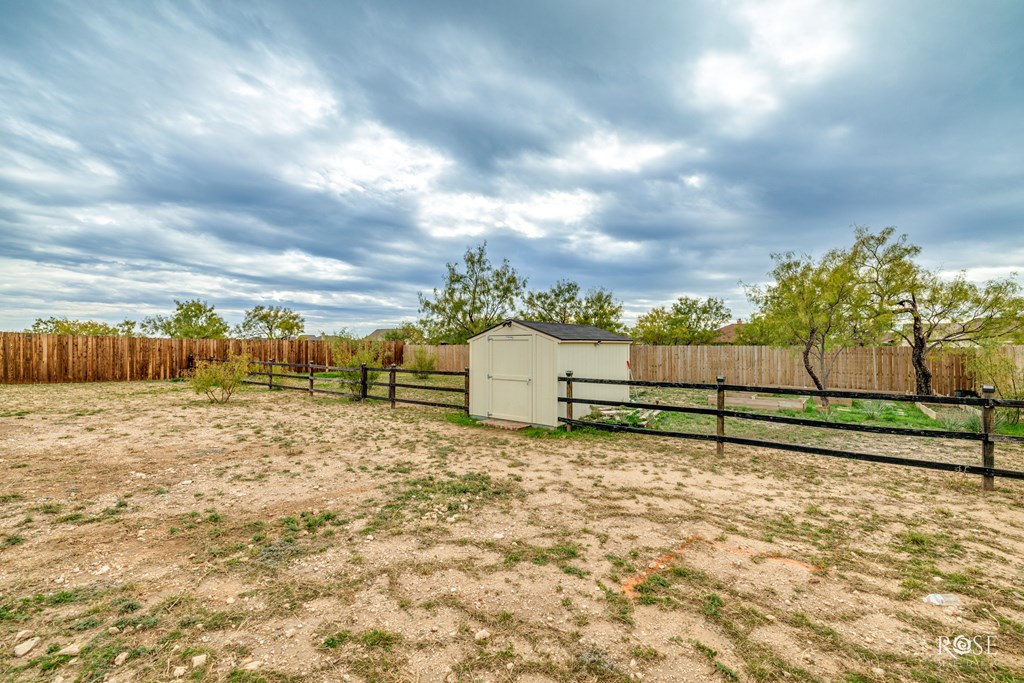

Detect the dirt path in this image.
[1,381,1023,682]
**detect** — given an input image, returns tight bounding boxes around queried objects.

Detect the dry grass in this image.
[1,380,1023,682]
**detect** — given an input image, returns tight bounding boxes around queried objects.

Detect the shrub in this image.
[326,334,385,385]
[964,345,1023,425]
[187,355,253,403]
[408,348,437,379]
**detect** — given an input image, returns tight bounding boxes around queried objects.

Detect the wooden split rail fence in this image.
[225,359,469,412]
[560,374,1024,490]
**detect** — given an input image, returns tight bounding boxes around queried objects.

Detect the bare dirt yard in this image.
[2,381,1023,683]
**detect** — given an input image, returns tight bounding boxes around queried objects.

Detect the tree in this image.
[520,279,583,324]
[746,250,878,408]
[519,280,626,332]
[577,288,626,333]
[235,305,304,340]
[851,226,1024,394]
[28,317,137,336]
[632,296,732,345]
[142,299,230,339]
[418,243,527,344]
[382,322,425,343]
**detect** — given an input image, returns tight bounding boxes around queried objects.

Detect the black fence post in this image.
[982,384,996,491]
[463,367,470,414]
[716,376,726,457]
[360,363,368,402]
[268,359,274,390]
[565,371,574,432]
[389,364,397,409]
[308,362,314,396]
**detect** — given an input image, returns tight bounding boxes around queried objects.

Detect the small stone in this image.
[108,627,121,635]
[226,597,236,605]
[446,516,456,523]
[14,630,32,642]
[285,628,297,638]
[114,652,130,666]
[493,532,504,539]
[872,668,885,677]
[173,665,186,678]
[474,629,490,642]
[57,643,82,656]
[191,653,208,668]
[506,663,514,671]
[765,614,776,622]
[365,535,374,541]
[14,637,41,657]
[629,658,637,668]
[244,661,261,671]
[93,565,110,576]
[52,676,66,683]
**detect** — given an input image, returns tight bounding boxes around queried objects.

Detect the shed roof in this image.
[471,319,632,342]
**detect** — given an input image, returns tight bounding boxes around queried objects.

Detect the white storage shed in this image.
[468,319,632,428]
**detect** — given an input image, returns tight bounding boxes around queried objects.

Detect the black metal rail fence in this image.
[204,358,469,412]
[559,374,1024,490]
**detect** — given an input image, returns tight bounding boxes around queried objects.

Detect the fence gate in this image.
[487,335,533,422]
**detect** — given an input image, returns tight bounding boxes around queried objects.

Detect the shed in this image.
[468,319,632,428]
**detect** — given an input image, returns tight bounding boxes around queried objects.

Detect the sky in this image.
[1,0,1022,336]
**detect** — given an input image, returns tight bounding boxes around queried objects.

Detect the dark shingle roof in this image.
[474,319,631,342]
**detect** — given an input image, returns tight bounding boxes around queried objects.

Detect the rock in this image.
[108,627,121,635]
[173,665,186,677]
[14,630,32,642]
[191,653,208,668]
[474,629,490,642]
[114,652,130,666]
[284,628,297,638]
[243,661,261,671]
[872,668,885,677]
[226,597,236,605]
[52,676,66,683]
[57,643,82,656]
[14,637,41,657]
[493,532,504,539]
[765,614,776,622]
[93,565,110,576]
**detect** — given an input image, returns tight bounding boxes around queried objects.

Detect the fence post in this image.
[565,371,574,432]
[268,359,274,391]
[463,367,470,414]
[716,376,726,457]
[389,364,397,409]
[308,361,315,396]
[360,363,368,402]
[981,384,996,491]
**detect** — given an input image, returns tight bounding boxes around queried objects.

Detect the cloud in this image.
[0,0,1021,335]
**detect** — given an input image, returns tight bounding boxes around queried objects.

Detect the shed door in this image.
[487,335,532,422]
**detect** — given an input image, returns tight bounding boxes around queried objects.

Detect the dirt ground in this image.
[1,381,1023,683]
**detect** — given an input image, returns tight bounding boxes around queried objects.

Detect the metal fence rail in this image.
[559,374,1024,490]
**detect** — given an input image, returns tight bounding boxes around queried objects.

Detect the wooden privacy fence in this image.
[404,344,470,373]
[628,345,980,395]
[0,332,402,384]
[4,330,1023,395]
[560,375,1024,490]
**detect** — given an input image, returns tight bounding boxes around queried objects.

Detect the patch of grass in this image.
[358,629,401,650]
[363,471,521,534]
[322,630,352,649]
[0,493,25,504]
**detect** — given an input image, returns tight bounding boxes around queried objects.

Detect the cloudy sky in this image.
[1,0,1022,335]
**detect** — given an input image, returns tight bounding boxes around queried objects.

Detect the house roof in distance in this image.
[472,319,632,342]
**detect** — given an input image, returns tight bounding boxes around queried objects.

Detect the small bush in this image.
[327,334,386,385]
[187,355,253,404]
[408,348,437,379]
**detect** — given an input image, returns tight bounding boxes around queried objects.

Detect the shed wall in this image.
[555,343,630,423]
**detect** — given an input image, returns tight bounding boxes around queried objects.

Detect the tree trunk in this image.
[801,337,829,410]
[911,314,933,395]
